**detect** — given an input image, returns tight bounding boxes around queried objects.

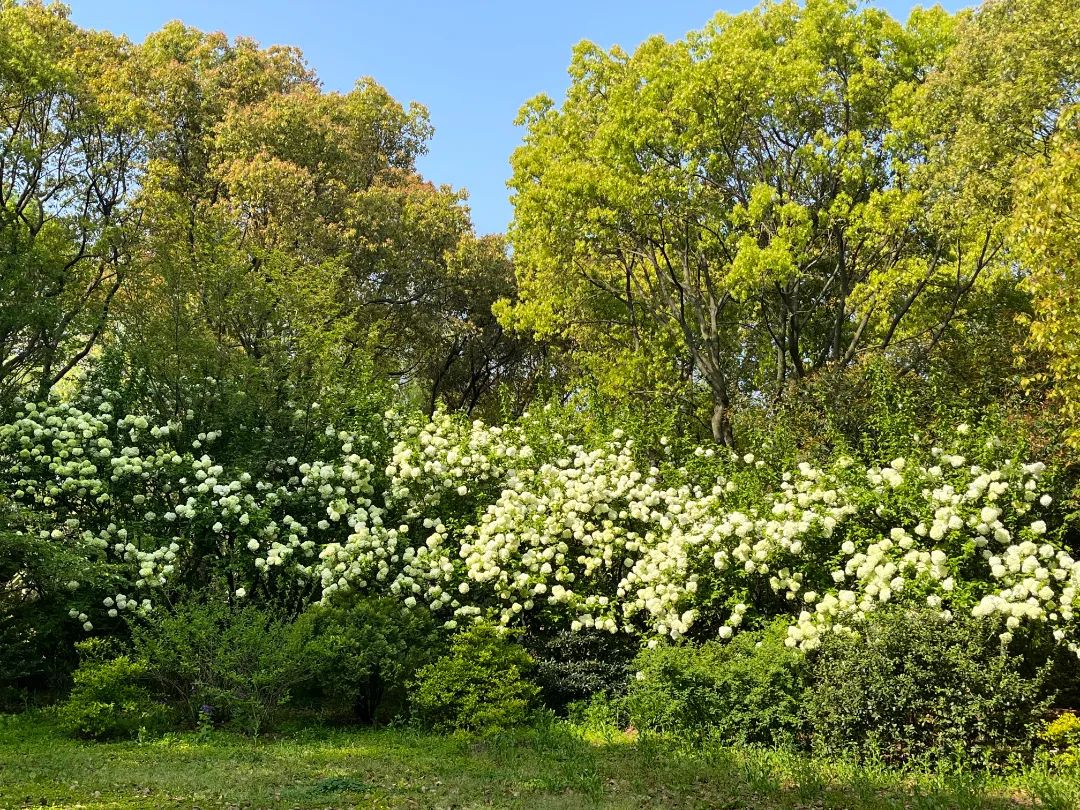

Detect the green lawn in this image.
[0,713,1077,810]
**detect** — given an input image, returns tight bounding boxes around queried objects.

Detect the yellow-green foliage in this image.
[1041,711,1080,769]
[505,0,998,443]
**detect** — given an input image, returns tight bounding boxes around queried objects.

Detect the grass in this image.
[0,712,1078,809]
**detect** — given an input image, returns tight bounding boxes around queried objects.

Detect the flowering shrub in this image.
[0,506,115,705]
[0,396,1075,662]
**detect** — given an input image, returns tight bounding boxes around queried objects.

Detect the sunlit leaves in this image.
[506,0,972,442]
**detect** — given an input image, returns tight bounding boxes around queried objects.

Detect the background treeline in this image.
[3,0,1080,773]
[0,0,545,431]
[1,0,1078,452]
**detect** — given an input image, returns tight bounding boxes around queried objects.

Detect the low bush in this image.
[806,608,1053,768]
[623,620,807,747]
[526,629,637,714]
[131,602,312,736]
[1040,712,1080,769]
[410,622,540,733]
[0,518,117,708]
[299,596,443,724]
[58,640,171,740]
[567,692,631,737]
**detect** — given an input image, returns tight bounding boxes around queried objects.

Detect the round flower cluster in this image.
[2,400,1075,656]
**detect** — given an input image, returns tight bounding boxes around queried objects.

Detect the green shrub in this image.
[624,620,807,747]
[806,609,1053,768]
[132,602,312,736]
[567,692,631,738]
[58,641,171,740]
[526,629,637,714]
[410,622,540,733]
[1040,712,1080,769]
[298,596,443,724]
[0,520,117,708]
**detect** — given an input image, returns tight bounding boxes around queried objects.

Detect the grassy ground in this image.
[1,713,1078,810]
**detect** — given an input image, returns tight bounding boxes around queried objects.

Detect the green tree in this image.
[102,26,539,430]
[916,0,1080,444]
[506,0,1001,445]
[101,23,322,431]
[0,1,141,405]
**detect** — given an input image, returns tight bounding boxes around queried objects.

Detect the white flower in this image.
[235,588,247,598]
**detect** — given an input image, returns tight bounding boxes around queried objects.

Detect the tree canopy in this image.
[505,0,1068,445]
[0,0,1076,454]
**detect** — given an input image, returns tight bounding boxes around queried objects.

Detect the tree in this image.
[212,81,543,419]
[420,234,546,418]
[1018,118,1080,445]
[97,23,322,430]
[916,0,1080,444]
[0,1,141,405]
[101,26,540,431]
[506,0,1001,445]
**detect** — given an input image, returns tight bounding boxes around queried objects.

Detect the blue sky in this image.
[70,1,967,236]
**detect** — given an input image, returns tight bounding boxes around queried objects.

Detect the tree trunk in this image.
[711,399,734,448]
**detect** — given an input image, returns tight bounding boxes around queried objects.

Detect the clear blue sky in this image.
[70,1,967,236]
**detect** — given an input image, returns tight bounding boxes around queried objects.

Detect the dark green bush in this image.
[0,520,117,708]
[131,602,312,736]
[58,640,172,740]
[806,609,1053,768]
[526,629,637,714]
[410,622,540,733]
[624,620,807,747]
[298,596,443,724]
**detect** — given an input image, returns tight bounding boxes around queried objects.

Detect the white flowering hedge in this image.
[1,396,1076,656]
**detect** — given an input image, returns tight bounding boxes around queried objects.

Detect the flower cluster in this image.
[2,400,1075,656]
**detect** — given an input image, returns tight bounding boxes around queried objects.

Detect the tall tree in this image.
[0,1,141,404]
[104,26,540,428]
[916,0,1080,443]
[505,0,1001,445]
